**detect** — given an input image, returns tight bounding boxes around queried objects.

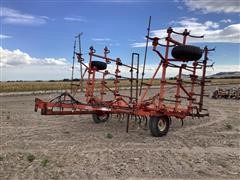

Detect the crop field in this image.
[1,78,240,93]
[0,79,239,179]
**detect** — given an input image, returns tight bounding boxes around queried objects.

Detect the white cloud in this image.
[131,41,152,48]
[87,0,146,3]
[132,18,240,47]
[220,19,232,23]
[92,38,111,41]
[177,6,184,10]
[0,34,12,39]
[1,65,72,81]
[183,0,240,13]
[204,21,219,29]
[0,47,69,67]
[109,43,120,46]
[0,47,72,81]
[0,7,49,26]
[92,38,120,47]
[64,16,87,22]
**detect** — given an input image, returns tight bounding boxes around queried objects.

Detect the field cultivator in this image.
[35,18,215,137]
[212,87,240,99]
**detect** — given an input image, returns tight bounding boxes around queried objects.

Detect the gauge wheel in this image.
[91,61,107,70]
[149,116,170,137]
[172,45,203,61]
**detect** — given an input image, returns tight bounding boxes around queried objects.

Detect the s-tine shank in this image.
[130,53,140,104]
[199,46,211,111]
[175,65,183,110]
[100,72,107,101]
[130,53,134,104]
[114,58,121,99]
[188,60,197,109]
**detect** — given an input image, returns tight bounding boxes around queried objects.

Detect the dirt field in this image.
[0,86,239,179]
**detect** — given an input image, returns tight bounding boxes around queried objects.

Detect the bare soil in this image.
[0,86,239,179]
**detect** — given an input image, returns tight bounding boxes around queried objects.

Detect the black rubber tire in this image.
[91,61,107,70]
[149,116,170,137]
[92,113,109,123]
[172,45,203,61]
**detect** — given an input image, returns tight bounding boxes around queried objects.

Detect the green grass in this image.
[41,158,49,167]
[106,133,113,139]
[27,154,35,162]
[225,123,233,130]
[51,175,59,180]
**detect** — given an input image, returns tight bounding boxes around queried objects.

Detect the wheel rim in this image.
[158,118,166,131]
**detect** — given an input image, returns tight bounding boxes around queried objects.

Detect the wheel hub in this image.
[98,113,109,121]
[158,119,166,131]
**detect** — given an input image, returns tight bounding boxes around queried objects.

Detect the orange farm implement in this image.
[35,18,215,137]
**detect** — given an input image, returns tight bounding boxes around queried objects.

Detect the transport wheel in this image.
[171,45,203,61]
[91,61,107,70]
[92,113,109,123]
[149,116,170,137]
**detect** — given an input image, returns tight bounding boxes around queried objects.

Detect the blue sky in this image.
[0,0,239,80]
